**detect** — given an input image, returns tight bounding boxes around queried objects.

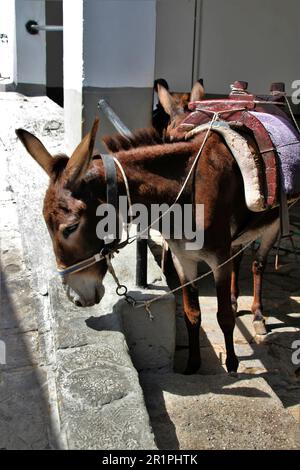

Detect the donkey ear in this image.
[157,83,182,118]
[65,117,99,191]
[15,129,54,176]
[190,79,205,102]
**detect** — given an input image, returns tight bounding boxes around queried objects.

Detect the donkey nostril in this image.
[75,300,82,307]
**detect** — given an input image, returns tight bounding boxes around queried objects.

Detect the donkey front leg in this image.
[182,284,201,374]
[170,249,201,374]
[213,255,239,373]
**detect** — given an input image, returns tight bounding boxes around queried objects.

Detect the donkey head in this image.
[16,118,108,307]
[158,80,205,141]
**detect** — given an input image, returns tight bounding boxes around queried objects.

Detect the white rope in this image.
[284,95,300,134]
[133,112,219,241]
[133,197,300,313]
[107,101,300,315]
[134,239,255,311]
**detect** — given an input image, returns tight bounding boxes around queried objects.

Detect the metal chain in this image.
[106,255,136,306]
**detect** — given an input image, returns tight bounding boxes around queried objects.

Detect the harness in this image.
[57,153,133,277]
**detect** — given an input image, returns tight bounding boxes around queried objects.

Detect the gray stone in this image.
[0,329,40,370]
[56,346,156,449]
[0,275,40,332]
[0,368,50,450]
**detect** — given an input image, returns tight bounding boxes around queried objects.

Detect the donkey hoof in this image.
[253,320,267,336]
[231,302,238,315]
[184,360,201,375]
[228,371,239,378]
[226,355,239,374]
[231,297,238,315]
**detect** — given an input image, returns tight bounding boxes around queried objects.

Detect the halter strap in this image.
[57,154,129,277]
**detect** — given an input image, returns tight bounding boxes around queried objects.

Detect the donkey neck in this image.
[92,141,198,207]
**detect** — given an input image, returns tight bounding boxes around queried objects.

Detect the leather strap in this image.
[279,186,290,237]
[100,154,119,248]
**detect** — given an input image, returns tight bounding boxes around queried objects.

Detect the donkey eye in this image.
[63,223,79,239]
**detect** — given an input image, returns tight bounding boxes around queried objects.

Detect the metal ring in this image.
[25,20,39,35]
[116,285,127,296]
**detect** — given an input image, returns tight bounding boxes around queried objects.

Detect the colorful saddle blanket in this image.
[182,98,300,211]
[249,112,300,197]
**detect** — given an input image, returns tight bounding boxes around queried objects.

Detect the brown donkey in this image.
[157,80,282,337]
[16,113,280,375]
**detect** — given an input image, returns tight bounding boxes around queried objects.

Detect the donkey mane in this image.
[102,127,174,153]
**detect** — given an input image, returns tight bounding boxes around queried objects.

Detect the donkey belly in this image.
[231,206,280,247]
[167,206,280,280]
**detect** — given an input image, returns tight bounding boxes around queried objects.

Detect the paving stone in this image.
[0,275,39,332]
[0,329,40,370]
[152,234,300,449]
[64,397,156,450]
[56,345,156,450]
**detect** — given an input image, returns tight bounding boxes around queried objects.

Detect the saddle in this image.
[179,81,300,233]
[181,82,300,210]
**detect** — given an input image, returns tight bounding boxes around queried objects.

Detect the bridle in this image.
[57,153,133,277]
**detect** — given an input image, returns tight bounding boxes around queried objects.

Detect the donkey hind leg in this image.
[211,253,239,373]
[171,251,201,374]
[251,218,280,335]
[231,245,243,314]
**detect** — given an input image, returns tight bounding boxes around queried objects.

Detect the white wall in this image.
[155,0,196,92]
[63,0,83,152]
[198,0,300,95]
[0,0,16,84]
[15,0,46,85]
[83,0,156,88]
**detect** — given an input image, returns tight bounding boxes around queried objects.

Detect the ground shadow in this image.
[0,267,57,449]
